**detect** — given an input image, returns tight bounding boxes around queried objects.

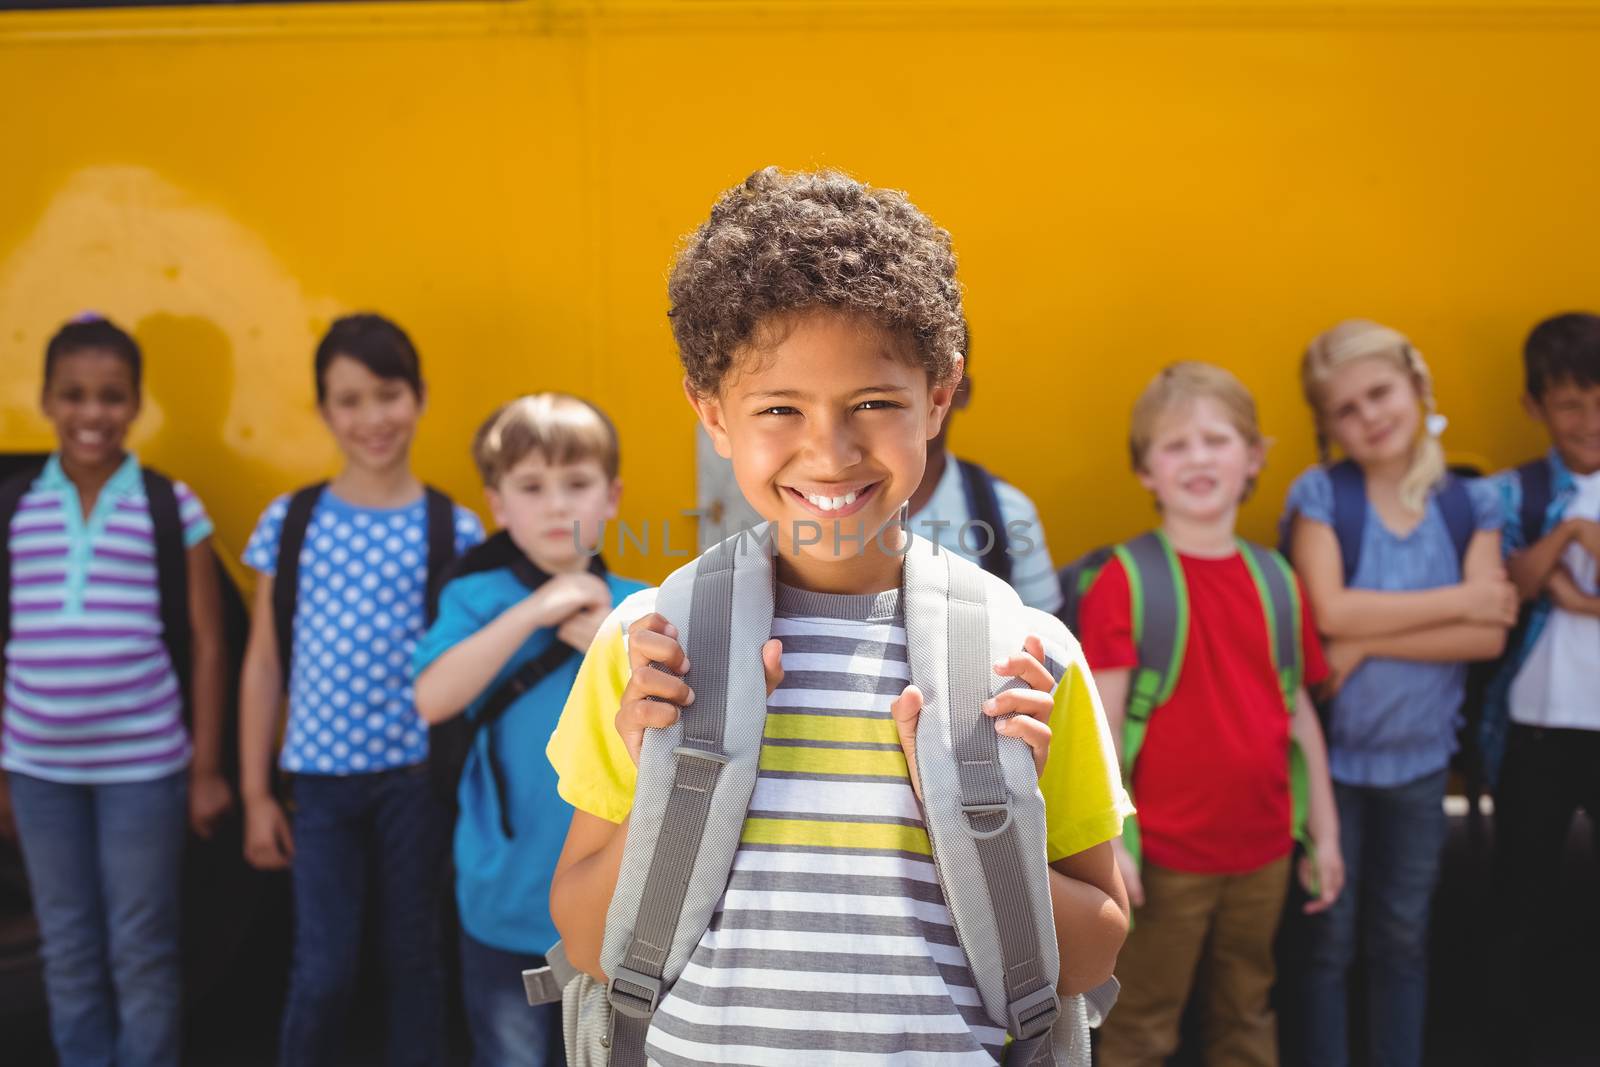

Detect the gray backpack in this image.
[525,527,1118,1065]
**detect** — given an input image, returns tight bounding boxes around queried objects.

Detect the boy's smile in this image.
[1528,380,1600,475]
[1138,397,1262,524]
[689,311,959,592]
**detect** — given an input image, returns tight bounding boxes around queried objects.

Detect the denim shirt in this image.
[1282,466,1501,788]
[1479,449,1581,783]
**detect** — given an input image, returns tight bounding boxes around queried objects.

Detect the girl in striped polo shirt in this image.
[1,315,231,1067]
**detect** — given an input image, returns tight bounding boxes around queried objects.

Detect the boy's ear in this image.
[924,355,966,440]
[1522,392,1544,421]
[604,478,623,521]
[1245,438,1267,480]
[484,486,508,531]
[685,377,734,459]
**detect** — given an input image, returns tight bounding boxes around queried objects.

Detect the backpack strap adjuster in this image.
[960,801,1013,839]
[1008,984,1060,1041]
[673,744,730,767]
[607,966,662,1019]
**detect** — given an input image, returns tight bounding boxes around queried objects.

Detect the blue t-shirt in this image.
[1281,467,1501,788]
[243,488,484,775]
[414,564,647,955]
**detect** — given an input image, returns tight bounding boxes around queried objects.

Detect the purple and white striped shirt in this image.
[2,453,212,784]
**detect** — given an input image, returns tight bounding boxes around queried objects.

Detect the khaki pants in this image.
[1098,855,1290,1067]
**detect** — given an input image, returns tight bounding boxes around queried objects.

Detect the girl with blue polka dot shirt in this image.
[237,314,483,1067]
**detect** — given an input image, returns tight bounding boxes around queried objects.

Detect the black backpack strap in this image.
[956,458,1012,585]
[1517,457,1554,547]
[142,469,193,720]
[473,639,581,838]
[273,483,327,688]
[423,486,457,623]
[1327,460,1367,584]
[0,465,46,695]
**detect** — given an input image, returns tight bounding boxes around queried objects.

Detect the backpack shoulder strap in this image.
[1435,474,1476,568]
[1110,531,1187,752]
[1055,545,1114,631]
[1517,457,1554,545]
[1236,538,1314,863]
[956,458,1012,585]
[273,483,327,687]
[141,468,193,711]
[605,537,741,1061]
[1236,540,1303,709]
[423,486,457,622]
[0,464,46,686]
[1107,530,1185,878]
[940,558,1060,1063]
[1328,459,1367,583]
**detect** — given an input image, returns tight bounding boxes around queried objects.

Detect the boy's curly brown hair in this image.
[668,167,966,396]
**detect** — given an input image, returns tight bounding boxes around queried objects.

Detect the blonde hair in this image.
[1301,319,1445,512]
[472,393,620,485]
[1128,361,1264,473]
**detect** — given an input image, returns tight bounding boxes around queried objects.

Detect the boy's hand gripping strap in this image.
[605,539,736,1063]
[946,563,1059,1065]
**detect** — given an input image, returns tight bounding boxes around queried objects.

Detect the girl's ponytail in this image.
[1301,319,1447,512]
[1397,343,1448,512]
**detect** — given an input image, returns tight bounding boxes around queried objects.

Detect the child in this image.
[1085,362,1343,1067]
[1482,312,1600,1054]
[237,313,483,1067]
[413,394,646,1067]
[1282,320,1512,1067]
[546,168,1132,1065]
[0,315,231,1067]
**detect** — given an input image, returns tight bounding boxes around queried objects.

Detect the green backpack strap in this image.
[1237,540,1318,889]
[1110,531,1188,870]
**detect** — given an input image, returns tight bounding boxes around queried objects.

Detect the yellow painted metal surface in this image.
[3,1,1598,584]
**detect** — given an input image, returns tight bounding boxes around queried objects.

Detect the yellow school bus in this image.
[1,0,1596,582]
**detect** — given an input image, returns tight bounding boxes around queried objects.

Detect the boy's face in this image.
[1526,379,1600,476]
[1137,396,1262,523]
[689,311,958,577]
[42,348,141,472]
[1318,355,1422,470]
[318,355,422,474]
[487,452,620,572]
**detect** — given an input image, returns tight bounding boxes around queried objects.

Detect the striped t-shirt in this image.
[646,583,1002,1066]
[2,453,212,785]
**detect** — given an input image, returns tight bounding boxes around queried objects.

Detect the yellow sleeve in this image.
[545,589,656,824]
[1040,636,1134,862]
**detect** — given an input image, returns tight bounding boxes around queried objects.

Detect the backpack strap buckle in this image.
[1008,984,1060,1041]
[607,966,662,1019]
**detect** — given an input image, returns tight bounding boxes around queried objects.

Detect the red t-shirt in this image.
[1078,550,1328,875]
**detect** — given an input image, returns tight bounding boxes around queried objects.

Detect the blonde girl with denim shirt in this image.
[1282,320,1515,1067]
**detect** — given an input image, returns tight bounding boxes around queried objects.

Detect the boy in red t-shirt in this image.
[1084,363,1344,1067]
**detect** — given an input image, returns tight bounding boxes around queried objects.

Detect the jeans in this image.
[459,930,565,1067]
[280,765,447,1067]
[7,770,187,1067]
[1302,767,1450,1067]
[1487,725,1600,1053]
